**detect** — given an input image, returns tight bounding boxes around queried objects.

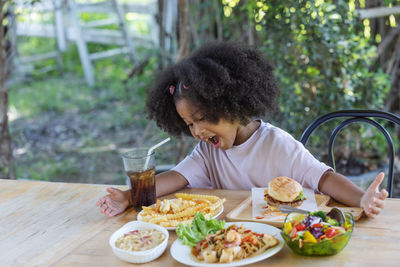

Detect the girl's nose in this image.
[192,124,205,138]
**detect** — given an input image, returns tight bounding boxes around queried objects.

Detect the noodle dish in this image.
[174,212,282,264]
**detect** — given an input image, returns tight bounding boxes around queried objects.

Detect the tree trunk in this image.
[214,0,223,41]
[364,0,400,138]
[176,0,191,163]
[177,0,190,61]
[0,1,14,179]
[157,0,166,69]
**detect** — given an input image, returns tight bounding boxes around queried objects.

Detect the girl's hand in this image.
[360,172,388,218]
[96,187,130,217]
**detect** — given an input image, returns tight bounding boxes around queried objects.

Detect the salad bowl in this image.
[281,209,354,256]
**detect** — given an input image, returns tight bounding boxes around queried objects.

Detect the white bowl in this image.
[109,221,169,264]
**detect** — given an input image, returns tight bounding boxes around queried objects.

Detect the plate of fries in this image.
[137,193,225,230]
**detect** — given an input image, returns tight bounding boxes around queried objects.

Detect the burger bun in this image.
[268,176,303,202]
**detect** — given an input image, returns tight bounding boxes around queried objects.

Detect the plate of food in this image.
[137,193,225,230]
[171,213,284,266]
[252,176,318,222]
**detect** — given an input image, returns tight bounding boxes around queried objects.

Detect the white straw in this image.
[144,137,171,170]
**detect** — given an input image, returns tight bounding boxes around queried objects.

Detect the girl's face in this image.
[175,98,256,150]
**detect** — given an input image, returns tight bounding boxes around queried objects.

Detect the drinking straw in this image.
[143,137,171,170]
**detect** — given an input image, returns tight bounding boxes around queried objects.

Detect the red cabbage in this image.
[303,215,322,227]
[310,227,324,239]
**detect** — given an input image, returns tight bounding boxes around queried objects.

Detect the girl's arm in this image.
[318,171,388,218]
[318,171,363,207]
[156,170,189,197]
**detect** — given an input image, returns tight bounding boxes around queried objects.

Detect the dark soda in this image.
[126,167,156,211]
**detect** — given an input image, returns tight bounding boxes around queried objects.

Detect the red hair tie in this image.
[169,85,175,95]
[183,84,188,89]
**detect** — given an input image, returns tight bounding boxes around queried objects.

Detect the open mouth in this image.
[208,136,220,146]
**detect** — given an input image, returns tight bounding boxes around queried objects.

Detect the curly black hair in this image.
[145,42,280,136]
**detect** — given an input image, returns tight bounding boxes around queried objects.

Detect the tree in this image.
[0,0,13,179]
[362,0,400,134]
[245,1,390,136]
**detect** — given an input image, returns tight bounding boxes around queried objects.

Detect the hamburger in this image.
[264,176,306,210]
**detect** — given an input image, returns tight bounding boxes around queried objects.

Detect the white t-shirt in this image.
[172,121,331,192]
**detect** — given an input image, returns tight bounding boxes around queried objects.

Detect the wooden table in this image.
[1,179,399,267]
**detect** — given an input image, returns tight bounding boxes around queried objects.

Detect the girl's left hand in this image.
[360,172,388,218]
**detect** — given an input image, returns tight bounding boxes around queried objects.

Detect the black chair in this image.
[300,110,400,198]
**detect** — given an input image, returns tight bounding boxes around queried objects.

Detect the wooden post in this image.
[52,0,64,72]
[157,0,177,69]
[111,0,136,65]
[68,0,95,86]
[54,0,66,52]
[165,0,177,55]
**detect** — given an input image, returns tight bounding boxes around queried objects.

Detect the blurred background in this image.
[0,0,399,197]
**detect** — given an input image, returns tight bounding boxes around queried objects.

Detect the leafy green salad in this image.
[283,211,353,244]
[176,212,226,247]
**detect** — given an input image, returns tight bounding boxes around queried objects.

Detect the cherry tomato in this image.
[311,223,323,229]
[295,224,306,231]
[325,228,339,239]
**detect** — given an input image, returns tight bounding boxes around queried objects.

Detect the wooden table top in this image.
[1,179,399,267]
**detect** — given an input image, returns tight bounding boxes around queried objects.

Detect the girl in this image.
[96,42,387,218]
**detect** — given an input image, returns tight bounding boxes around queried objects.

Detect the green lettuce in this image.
[310,210,327,221]
[294,190,306,201]
[176,212,225,247]
[326,217,339,226]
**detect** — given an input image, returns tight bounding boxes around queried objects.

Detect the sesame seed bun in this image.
[267,176,303,202]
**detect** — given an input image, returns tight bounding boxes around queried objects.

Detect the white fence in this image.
[12,0,161,86]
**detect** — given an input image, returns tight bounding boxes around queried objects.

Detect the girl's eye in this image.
[187,123,193,127]
[198,116,206,122]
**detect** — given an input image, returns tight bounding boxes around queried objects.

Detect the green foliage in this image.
[358,123,399,164]
[223,0,391,140]
[14,153,79,181]
[10,75,93,115]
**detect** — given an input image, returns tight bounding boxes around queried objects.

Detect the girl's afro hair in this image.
[146,42,280,136]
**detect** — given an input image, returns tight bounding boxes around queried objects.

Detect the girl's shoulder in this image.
[258,121,296,141]
[257,122,306,156]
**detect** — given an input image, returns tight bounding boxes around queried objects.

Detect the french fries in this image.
[139,193,226,228]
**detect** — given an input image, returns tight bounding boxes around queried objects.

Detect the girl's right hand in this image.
[96,187,130,217]
[360,172,388,218]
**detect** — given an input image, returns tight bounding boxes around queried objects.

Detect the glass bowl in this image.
[280,211,354,256]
